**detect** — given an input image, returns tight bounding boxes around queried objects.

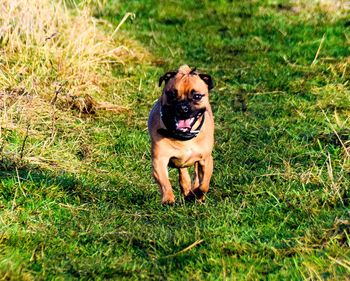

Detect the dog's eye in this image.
[193,93,203,101]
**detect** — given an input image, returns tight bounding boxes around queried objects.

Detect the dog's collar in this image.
[158,106,205,141]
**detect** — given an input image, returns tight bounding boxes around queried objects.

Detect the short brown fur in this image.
[148,65,214,205]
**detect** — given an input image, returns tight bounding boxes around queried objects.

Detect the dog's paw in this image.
[185,189,206,203]
[184,192,196,202]
[161,196,175,205]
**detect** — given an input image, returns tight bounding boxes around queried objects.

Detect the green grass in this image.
[1,0,350,280]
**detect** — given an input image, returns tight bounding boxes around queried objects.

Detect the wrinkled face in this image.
[160,72,212,132]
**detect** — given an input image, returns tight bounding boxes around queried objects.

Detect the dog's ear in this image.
[199,74,214,91]
[159,71,177,87]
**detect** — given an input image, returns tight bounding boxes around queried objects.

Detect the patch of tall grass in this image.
[0,0,141,171]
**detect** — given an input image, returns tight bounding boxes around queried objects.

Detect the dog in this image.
[148,65,214,205]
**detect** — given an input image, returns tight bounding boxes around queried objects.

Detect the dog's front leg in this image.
[152,158,175,205]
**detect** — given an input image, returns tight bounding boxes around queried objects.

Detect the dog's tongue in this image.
[176,118,194,131]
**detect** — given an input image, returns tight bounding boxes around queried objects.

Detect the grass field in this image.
[1,0,350,280]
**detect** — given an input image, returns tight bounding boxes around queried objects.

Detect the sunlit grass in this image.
[1,0,350,280]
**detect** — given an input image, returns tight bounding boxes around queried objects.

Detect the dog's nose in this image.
[181,105,189,112]
[176,101,191,115]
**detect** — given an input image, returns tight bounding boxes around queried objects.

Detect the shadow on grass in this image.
[0,156,159,210]
[0,157,100,204]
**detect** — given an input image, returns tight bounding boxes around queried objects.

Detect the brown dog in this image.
[148,65,214,205]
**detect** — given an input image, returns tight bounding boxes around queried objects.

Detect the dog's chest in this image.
[169,145,204,168]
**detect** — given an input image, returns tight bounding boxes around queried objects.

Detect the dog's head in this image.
[158,65,213,133]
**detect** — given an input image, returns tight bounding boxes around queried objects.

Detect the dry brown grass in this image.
[292,0,350,15]
[1,0,117,100]
[0,0,149,171]
[262,0,350,21]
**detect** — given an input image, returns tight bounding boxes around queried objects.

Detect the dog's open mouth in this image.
[176,117,195,132]
[175,112,203,133]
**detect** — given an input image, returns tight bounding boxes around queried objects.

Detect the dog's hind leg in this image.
[187,156,213,202]
[192,162,200,190]
[178,168,191,196]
